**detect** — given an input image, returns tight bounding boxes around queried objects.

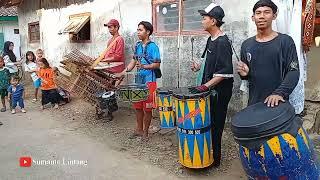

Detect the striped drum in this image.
[239,128,319,179]
[173,88,214,168]
[156,87,176,128]
[232,102,319,179]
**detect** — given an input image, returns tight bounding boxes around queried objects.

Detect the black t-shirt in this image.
[202,35,234,88]
[240,33,300,105]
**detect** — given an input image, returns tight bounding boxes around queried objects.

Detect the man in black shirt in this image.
[191,3,234,167]
[237,0,299,108]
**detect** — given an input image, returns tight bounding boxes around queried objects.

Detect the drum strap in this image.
[177,125,211,135]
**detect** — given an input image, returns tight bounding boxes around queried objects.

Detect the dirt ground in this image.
[0,93,246,179]
[2,93,319,179]
[57,98,246,179]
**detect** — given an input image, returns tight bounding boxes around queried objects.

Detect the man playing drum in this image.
[237,0,300,108]
[101,19,125,74]
[117,21,161,140]
[191,3,234,167]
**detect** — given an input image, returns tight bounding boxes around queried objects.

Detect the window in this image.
[154,1,179,33]
[28,22,40,43]
[14,29,19,34]
[59,12,91,43]
[182,0,212,31]
[153,0,212,35]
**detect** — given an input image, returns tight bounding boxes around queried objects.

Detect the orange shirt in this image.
[104,36,125,73]
[37,68,56,90]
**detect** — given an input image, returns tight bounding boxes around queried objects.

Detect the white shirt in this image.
[3,55,18,73]
[24,62,39,82]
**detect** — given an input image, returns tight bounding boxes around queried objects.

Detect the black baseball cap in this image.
[198,3,225,24]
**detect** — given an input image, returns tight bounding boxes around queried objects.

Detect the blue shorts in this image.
[33,79,41,88]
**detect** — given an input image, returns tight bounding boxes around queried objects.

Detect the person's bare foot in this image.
[129,130,143,139]
[142,131,149,142]
[53,104,59,109]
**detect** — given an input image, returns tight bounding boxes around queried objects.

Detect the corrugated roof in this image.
[0,6,17,16]
[0,0,22,7]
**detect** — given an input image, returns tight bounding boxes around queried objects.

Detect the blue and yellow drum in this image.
[156,87,176,128]
[172,88,214,168]
[232,102,319,179]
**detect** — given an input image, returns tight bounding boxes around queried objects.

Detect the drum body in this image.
[118,84,149,102]
[173,88,214,168]
[95,91,118,112]
[239,128,319,179]
[156,87,176,128]
[231,102,319,179]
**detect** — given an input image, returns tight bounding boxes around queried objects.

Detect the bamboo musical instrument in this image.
[91,36,121,69]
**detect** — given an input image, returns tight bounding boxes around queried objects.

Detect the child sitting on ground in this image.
[0,56,10,113]
[37,58,63,109]
[24,51,41,102]
[7,76,26,114]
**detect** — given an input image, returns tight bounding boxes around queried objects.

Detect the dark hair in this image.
[216,21,223,27]
[210,17,224,28]
[138,21,154,36]
[253,0,278,14]
[11,75,20,81]
[39,58,50,68]
[26,51,36,64]
[3,41,16,62]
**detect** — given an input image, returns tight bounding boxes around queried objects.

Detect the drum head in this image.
[172,87,214,99]
[102,91,115,98]
[156,87,176,95]
[231,102,296,138]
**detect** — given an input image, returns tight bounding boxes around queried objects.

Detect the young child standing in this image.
[36,49,44,62]
[0,56,10,113]
[37,58,62,109]
[24,51,41,102]
[7,76,26,114]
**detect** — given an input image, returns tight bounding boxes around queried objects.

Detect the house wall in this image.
[0,21,21,59]
[18,0,253,115]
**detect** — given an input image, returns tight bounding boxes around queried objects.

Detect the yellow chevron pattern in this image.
[242,129,310,161]
[175,94,213,168]
[157,93,176,128]
[178,135,213,168]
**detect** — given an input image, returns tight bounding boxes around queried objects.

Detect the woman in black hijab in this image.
[3,41,16,62]
[2,41,21,75]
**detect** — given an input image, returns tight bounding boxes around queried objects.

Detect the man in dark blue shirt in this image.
[237,0,299,108]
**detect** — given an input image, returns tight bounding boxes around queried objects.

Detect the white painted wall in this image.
[18,0,253,66]
[19,0,151,67]
[17,0,254,111]
[0,22,21,59]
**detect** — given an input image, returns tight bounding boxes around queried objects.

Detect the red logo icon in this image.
[20,157,32,167]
